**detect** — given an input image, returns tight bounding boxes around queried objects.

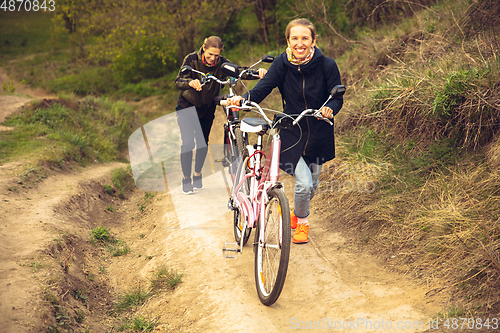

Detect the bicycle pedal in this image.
[222,242,239,259]
[227,198,235,211]
[220,157,230,167]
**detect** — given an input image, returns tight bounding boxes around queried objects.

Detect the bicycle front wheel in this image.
[254,188,291,306]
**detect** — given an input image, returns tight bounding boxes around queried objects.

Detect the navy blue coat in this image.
[243,47,343,175]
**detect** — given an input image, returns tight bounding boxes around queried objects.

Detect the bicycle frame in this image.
[231,125,283,253]
[220,83,345,306]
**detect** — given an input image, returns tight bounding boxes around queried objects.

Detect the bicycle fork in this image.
[257,135,283,252]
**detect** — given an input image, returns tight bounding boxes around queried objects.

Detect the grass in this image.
[113,285,150,314]
[0,97,138,167]
[113,265,183,321]
[148,265,183,293]
[104,184,113,195]
[329,0,500,315]
[90,226,130,257]
[91,226,110,243]
[112,167,135,199]
[117,315,159,332]
[0,11,64,61]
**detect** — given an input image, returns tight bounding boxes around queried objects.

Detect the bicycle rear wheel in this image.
[234,208,251,245]
[233,155,251,245]
[224,126,239,182]
[254,188,290,306]
[234,127,250,190]
[234,127,248,161]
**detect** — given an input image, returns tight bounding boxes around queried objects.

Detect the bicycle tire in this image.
[234,208,251,245]
[254,188,291,306]
[234,127,248,161]
[224,127,240,183]
[234,127,250,190]
[233,155,251,245]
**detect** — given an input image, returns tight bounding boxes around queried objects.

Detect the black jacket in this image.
[243,47,343,175]
[175,47,229,118]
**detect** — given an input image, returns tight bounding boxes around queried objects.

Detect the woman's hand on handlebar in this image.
[189,79,202,91]
[320,106,333,120]
[226,95,245,106]
[258,68,267,79]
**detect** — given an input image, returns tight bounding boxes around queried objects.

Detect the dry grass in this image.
[326,0,500,316]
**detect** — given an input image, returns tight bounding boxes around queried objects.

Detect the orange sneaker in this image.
[293,223,309,244]
[290,212,298,230]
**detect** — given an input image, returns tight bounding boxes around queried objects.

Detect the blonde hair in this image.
[285,18,317,41]
[203,36,224,51]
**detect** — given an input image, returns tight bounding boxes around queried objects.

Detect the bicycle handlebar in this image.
[220,100,273,124]
[219,84,345,127]
[220,99,333,126]
[181,65,260,88]
[292,108,333,125]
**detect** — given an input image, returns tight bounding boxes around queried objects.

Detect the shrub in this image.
[111,36,178,83]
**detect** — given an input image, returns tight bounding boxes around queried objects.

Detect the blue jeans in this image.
[294,157,322,218]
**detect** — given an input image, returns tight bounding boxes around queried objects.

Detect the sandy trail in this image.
[105,109,445,332]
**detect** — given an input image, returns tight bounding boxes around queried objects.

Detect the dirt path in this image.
[102,109,448,332]
[107,169,445,332]
[0,69,448,332]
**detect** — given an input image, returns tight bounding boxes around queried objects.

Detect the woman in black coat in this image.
[227,18,343,244]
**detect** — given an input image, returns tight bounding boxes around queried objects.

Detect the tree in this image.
[254,0,277,47]
[53,0,247,80]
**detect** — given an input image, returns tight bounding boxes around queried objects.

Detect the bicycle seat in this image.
[240,118,270,133]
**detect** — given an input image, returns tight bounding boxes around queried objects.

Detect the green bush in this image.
[91,226,110,242]
[432,68,481,117]
[111,36,178,83]
[111,167,135,199]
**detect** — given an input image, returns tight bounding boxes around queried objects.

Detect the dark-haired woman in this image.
[227,19,343,243]
[175,36,266,194]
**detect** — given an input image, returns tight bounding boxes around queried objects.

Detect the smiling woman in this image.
[285,18,317,61]
[225,18,344,244]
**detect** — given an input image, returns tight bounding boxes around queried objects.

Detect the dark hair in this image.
[203,36,224,51]
[285,18,317,41]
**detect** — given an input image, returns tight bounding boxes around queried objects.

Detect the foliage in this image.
[91,226,110,242]
[111,167,135,199]
[2,74,25,93]
[110,35,177,83]
[53,0,248,81]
